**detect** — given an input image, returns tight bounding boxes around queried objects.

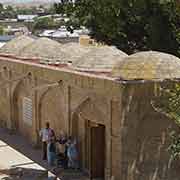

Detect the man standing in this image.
[39,122,53,160]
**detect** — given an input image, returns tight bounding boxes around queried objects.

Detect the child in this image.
[67,137,79,169]
[47,137,56,168]
[56,132,68,168]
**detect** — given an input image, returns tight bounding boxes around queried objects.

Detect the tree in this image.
[0,3,3,11]
[54,0,74,14]
[33,17,53,30]
[152,83,180,160]
[55,0,180,57]
[16,7,37,15]
[0,26,4,35]
[146,0,180,57]
[3,5,16,19]
[32,17,62,31]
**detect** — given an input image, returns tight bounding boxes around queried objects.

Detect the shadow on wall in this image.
[124,135,180,180]
[120,84,180,180]
[0,167,47,180]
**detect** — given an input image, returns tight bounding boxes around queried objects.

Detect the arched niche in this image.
[38,85,66,138]
[71,97,106,179]
[0,70,9,128]
[12,78,32,140]
[71,97,105,127]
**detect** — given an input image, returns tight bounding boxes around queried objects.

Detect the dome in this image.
[72,46,128,72]
[112,51,180,80]
[61,42,91,63]
[19,37,67,63]
[0,35,35,56]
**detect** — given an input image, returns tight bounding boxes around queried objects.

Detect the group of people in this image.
[39,122,79,170]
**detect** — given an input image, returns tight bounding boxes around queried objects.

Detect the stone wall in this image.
[119,83,180,180]
[0,56,179,180]
[0,56,122,180]
[0,68,10,127]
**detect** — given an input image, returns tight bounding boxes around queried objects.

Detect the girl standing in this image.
[47,137,56,168]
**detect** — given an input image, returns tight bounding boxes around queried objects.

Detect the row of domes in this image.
[0,35,180,81]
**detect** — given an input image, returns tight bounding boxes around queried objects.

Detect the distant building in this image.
[37,14,70,23]
[6,26,30,36]
[36,7,46,16]
[17,15,38,22]
[39,26,90,43]
[0,35,15,48]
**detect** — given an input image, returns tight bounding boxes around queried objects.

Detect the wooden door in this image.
[90,125,105,179]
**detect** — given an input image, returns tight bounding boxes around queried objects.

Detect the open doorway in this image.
[85,121,105,179]
[71,99,106,179]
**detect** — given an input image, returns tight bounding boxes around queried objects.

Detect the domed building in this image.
[72,46,128,73]
[0,40,180,180]
[61,42,91,63]
[112,51,180,80]
[109,51,180,180]
[19,37,67,64]
[0,35,35,56]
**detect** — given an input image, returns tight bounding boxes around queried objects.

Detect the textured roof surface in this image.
[112,51,180,80]
[0,35,35,56]
[19,37,67,63]
[72,46,128,72]
[61,42,91,63]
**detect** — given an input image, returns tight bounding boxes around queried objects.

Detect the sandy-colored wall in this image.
[119,83,180,180]
[70,86,110,170]
[0,57,121,180]
[0,57,179,180]
[12,78,32,140]
[0,70,10,127]
[111,100,122,179]
[39,85,66,137]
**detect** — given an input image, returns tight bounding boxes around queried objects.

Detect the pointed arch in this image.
[12,80,24,130]
[37,83,65,136]
[11,78,32,140]
[71,97,90,136]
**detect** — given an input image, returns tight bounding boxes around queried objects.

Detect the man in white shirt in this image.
[39,122,52,160]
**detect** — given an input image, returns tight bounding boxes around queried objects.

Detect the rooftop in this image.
[61,42,91,63]
[0,36,180,82]
[0,35,15,42]
[111,51,180,80]
[72,46,128,72]
[0,35,35,56]
[19,37,67,63]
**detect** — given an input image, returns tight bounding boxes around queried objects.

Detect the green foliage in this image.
[168,131,180,160]
[0,5,16,19]
[0,26,4,35]
[0,3,3,11]
[16,7,38,15]
[55,0,180,57]
[152,83,180,160]
[46,6,56,15]
[152,84,180,125]
[0,5,56,19]
[33,17,62,30]
[54,0,74,15]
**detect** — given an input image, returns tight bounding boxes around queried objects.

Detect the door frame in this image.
[88,122,106,179]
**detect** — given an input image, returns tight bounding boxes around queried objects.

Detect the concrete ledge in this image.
[0,139,48,179]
